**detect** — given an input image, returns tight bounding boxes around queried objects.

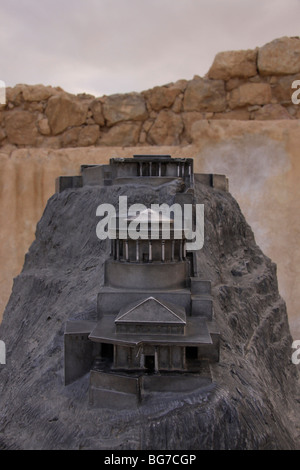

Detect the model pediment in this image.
[115,297,186,325]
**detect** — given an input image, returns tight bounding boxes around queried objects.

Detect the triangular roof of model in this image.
[115,297,186,324]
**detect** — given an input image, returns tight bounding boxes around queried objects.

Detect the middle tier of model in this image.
[111,238,187,263]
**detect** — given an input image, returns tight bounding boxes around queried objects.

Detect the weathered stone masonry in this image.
[1,36,300,150]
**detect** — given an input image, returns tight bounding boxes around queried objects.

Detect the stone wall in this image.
[0,36,300,342]
[1,36,300,151]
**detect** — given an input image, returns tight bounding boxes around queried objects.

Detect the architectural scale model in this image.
[60,155,224,407]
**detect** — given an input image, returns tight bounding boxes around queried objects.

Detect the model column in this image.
[148,240,152,262]
[154,347,159,373]
[161,240,165,262]
[171,240,175,261]
[124,240,129,261]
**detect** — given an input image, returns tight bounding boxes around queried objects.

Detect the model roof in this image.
[115,296,186,325]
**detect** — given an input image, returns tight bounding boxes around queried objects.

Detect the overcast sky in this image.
[1,0,300,97]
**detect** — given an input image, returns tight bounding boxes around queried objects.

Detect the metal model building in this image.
[61,155,224,408]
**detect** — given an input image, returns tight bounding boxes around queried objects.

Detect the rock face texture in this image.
[0,179,299,450]
[1,36,300,151]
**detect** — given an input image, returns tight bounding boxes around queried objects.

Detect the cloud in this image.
[0,0,300,96]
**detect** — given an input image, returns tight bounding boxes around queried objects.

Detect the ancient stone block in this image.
[173,79,188,92]
[144,85,181,111]
[89,99,105,126]
[78,125,100,146]
[102,92,148,126]
[37,118,51,135]
[225,77,248,91]
[183,78,226,112]
[258,37,300,76]
[99,121,142,146]
[5,111,38,145]
[229,83,272,109]
[61,127,81,147]
[142,119,155,133]
[208,49,257,80]
[252,104,293,120]
[22,84,56,102]
[147,110,183,145]
[172,94,183,113]
[46,94,88,135]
